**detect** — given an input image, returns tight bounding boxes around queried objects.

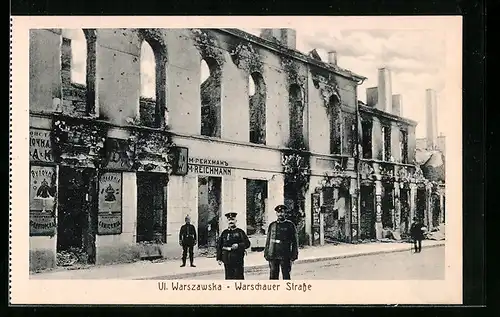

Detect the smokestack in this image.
[260,28,296,49]
[426,89,438,149]
[377,68,392,113]
[327,51,338,65]
[366,87,378,107]
[392,94,403,116]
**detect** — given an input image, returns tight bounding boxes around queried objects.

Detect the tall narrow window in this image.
[200,58,222,138]
[342,112,356,156]
[289,84,305,149]
[382,125,392,161]
[249,72,267,144]
[329,95,341,154]
[362,120,373,159]
[61,29,87,115]
[140,41,157,127]
[400,129,409,163]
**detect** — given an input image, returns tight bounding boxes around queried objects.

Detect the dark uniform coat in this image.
[264,219,299,261]
[179,223,197,247]
[410,221,425,240]
[216,227,251,265]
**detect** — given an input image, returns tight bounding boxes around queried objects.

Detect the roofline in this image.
[359,104,418,126]
[217,28,367,83]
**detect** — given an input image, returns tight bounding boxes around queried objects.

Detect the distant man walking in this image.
[264,204,299,280]
[179,215,197,267]
[216,212,251,280]
[410,216,425,253]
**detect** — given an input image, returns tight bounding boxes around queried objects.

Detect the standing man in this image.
[179,215,197,267]
[264,204,299,280]
[410,216,425,253]
[216,212,251,280]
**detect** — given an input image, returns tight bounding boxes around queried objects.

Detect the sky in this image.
[64,27,448,139]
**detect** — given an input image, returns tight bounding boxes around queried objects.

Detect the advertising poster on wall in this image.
[29,165,57,236]
[98,172,122,235]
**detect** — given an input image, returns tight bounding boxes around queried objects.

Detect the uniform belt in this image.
[271,239,281,244]
[222,247,233,251]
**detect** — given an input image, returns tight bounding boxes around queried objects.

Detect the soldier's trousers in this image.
[224,262,244,280]
[182,244,194,264]
[269,259,292,280]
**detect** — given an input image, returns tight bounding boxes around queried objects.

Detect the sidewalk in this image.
[30,240,445,280]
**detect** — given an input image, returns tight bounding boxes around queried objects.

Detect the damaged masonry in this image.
[28,27,445,272]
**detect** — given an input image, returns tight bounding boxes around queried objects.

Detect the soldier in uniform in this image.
[410,216,425,253]
[179,215,197,267]
[216,212,251,280]
[264,204,299,280]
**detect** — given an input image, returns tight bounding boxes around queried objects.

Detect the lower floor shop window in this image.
[246,179,268,236]
[322,186,350,242]
[197,176,222,247]
[360,185,375,239]
[136,173,167,243]
[416,188,426,222]
[382,183,394,229]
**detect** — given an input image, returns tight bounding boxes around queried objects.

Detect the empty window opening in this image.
[200,58,222,138]
[249,72,267,144]
[246,179,268,236]
[400,129,409,163]
[342,112,356,156]
[382,125,392,161]
[381,183,394,229]
[197,176,222,248]
[61,29,88,115]
[136,173,167,244]
[362,120,373,159]
[329,95,342,155]
[289,84,305,149]
[139,41,158,128]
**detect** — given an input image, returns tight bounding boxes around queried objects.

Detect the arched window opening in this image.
[200,58,221,138]
[61,29,87,115]
[249,72,266,144]
[288,84,305,149]
[329,95,342,155]
[139,41,157,127]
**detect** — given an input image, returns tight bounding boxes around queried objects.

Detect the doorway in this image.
[136,173,167,243]
[197,176,222,248]
[57,166,97,265]
[360,184,375,239]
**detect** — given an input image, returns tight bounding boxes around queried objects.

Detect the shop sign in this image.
[171,147,189,176]
[30,129,53,162]
[29,166,57,236]
[104,138,135,170]
[188,157,232,176]
[98,172,122,235]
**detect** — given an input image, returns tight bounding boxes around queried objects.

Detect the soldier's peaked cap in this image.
[274,204,288,212]
[225,212,237,218]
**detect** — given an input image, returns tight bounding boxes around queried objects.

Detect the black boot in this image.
[180,260,186,267]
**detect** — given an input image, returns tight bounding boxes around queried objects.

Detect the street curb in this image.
[135,242,445,280]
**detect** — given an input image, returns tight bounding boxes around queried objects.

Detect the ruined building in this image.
[28,28,443,271]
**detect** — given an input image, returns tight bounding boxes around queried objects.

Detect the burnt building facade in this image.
[28,28,440,271]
